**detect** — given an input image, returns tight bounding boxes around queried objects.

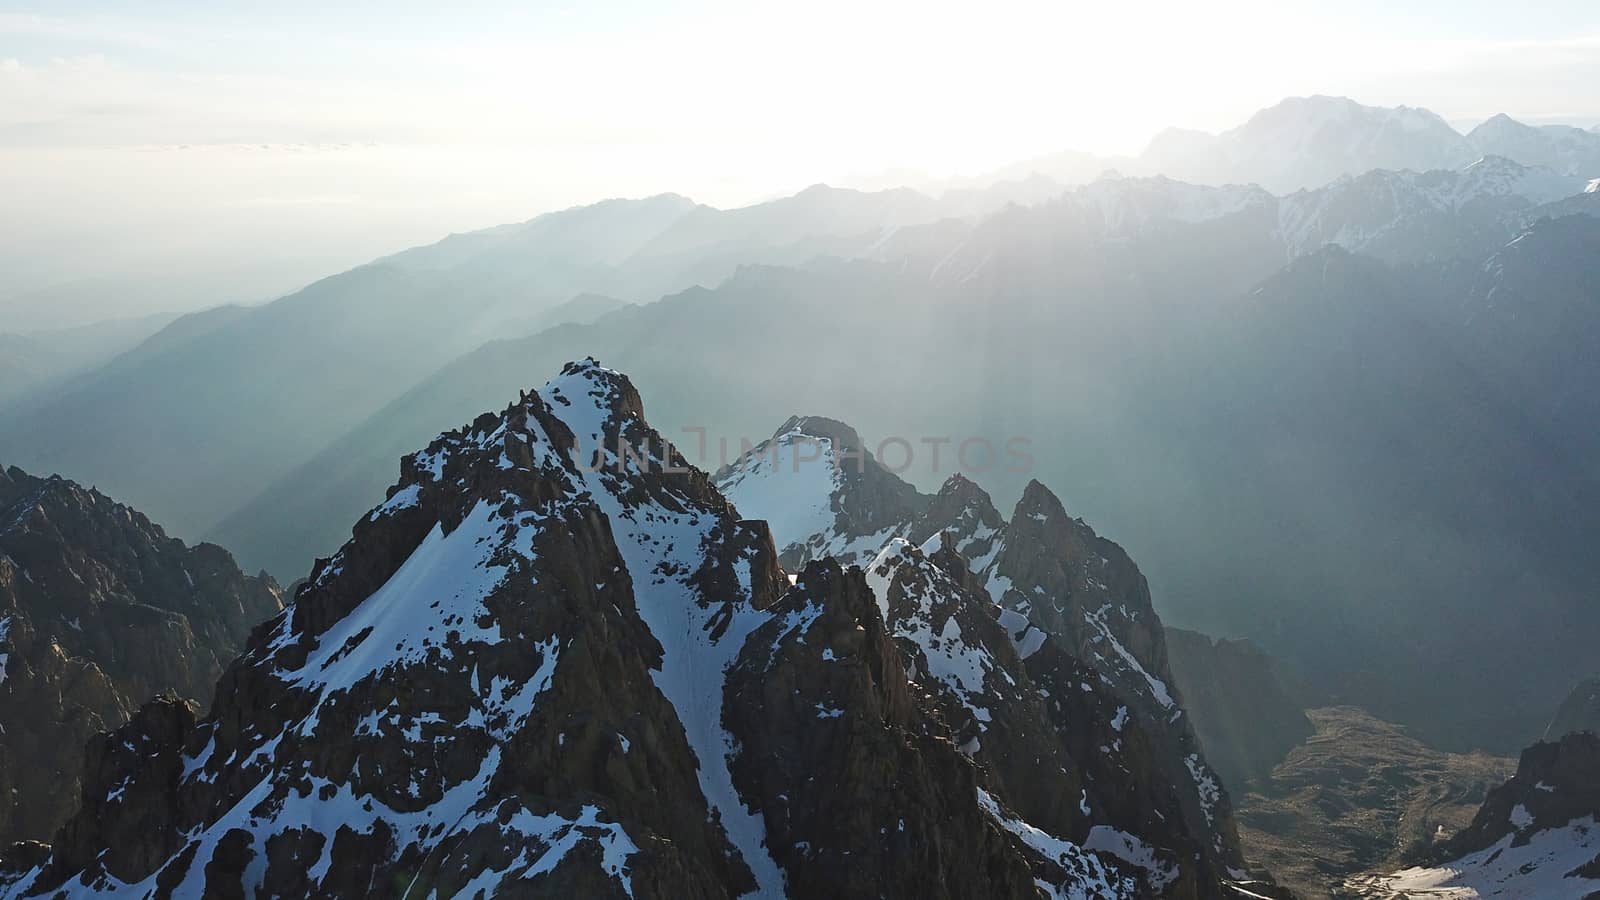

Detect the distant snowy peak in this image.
[1278,155,1589,260]
[1456,155,1588,204]
[714,415,928,569]
[1467,112,1600,177]
[1236,95,1457,145]
[1070,175,1274,230]
[1141,95,1477,193]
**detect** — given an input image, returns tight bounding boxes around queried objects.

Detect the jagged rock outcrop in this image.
[722,559,1043,899]
[1351,731,1600,897]
[717,419,1249,878]
[1547,677,1600,741]
[1166,628,1312,790]
[0,466,282,847]
[0,361,1263,898]
[965,480,1246,871]
[867,537,1220,895]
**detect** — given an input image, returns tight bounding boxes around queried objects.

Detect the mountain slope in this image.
[0,313,177,411]
[1238,707,1515,900]
[1351,731,1600,898]
[1165,629,1312,791]
[0,187,969,550]
[0,362,1261,898]
[0,465,282,847]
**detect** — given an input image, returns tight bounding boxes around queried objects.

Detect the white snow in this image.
[997,606,1048,660]
[0,616,10,688]
[1086,603,1175,709]
[367,483,422,521]
[1084,826,1179,892]
[976,788,1136,899]
[1510,803,1534,829]
[1364,815,1600,899]
[1110,707,1128,732]
[868,540,999,730]
[278,500,524,698]
[38,746,641,900]
[716,426,843,561]
[1185,754,1220,827]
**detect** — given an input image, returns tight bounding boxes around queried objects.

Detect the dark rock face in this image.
[1443,732,1600,860]
[950,479,1247,871]
[723,559,1041,899]
[1546,677,1600,741]
[1165,628,1313,790]
[0,466,282,847]
[3,364,1273,898]
[869,538,1221,895]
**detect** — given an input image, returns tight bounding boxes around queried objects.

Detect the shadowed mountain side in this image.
[1165,629,1313,791]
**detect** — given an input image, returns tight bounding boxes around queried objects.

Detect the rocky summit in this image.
[0,465,282,849]
[717,419,1249,878]
[2,361,1277,898]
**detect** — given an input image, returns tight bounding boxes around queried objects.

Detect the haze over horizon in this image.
[8,5,1600,896]
[4,0,1600,330]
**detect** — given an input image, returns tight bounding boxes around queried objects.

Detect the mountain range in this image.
[1,95,1597,769]
[131,166,1593,756]
[858,95,1600,195]
[0,361,1283,899]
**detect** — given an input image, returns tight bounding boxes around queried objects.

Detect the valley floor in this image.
[1236,707,1515,900]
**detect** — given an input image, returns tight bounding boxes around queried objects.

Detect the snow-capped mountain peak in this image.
[3,364,1265,899]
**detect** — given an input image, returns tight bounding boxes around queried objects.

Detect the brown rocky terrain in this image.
[1235,706,1514,899]
[0,465,281,848]
[1345,730,1600,897]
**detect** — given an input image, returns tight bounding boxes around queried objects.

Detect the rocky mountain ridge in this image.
[714,416,1247,875]
[0,362,1272,898]
[0,464,282,848]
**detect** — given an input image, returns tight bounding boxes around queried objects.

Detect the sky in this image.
[3,0,1599,329]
